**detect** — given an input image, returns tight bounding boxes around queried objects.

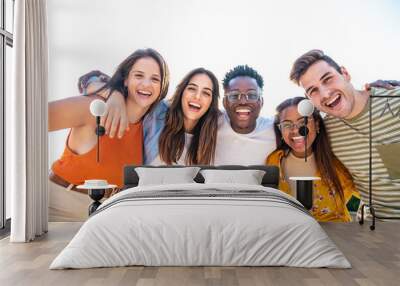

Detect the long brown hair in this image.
[158,68,221,165]
[273,97,353,202]
[96,48,169,115]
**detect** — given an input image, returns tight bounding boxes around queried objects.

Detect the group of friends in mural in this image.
[48,49,400,222]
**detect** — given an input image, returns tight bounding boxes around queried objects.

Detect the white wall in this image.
[47,0,400,164]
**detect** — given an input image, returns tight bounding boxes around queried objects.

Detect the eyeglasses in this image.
[278,117,313,131]
[225,91,261,103]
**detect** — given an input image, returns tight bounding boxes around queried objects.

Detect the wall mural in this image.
[47,1,400,224]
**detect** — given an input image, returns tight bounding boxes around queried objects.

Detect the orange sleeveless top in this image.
[51,122,143,188]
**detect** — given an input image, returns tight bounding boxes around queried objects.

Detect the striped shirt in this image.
[324,87,400,218]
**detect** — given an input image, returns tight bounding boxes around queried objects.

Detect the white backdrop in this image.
[47,0,400,165]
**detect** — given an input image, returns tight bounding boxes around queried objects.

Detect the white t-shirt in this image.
[213,112,276,165]
[150,133,193,165]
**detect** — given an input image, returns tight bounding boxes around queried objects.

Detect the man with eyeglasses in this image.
[213,65,276,165]
[77,65,276,165]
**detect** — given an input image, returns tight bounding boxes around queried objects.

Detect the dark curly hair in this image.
[222,65,264,90]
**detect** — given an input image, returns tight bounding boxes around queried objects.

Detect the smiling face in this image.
[279,105,319,157]
[181,73,214,129]
[299,60,357,119]
[223,76,263,134]
[124,57,162,108]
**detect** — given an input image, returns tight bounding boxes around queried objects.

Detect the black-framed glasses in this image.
[278,117,313,131]
[225,91,261,103]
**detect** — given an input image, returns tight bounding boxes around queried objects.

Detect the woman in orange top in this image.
[266,97,360,222]
[48,48,169,221]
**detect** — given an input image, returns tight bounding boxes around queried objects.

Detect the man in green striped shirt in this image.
[290,49,400,218]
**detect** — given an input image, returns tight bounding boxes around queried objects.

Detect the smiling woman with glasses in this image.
[277,117,314,132]
[266,97,360,222]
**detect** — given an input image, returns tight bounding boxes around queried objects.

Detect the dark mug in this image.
[289,177,320,210]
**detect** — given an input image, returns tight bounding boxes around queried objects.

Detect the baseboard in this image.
[0,218,11,239]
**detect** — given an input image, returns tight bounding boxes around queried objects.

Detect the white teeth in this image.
[292,136,305,144]
[236,108,251,113]
[189,102,201,109]
[326,94,340,106]
[138,90,152,96]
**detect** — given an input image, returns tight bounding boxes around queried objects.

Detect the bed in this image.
[50,165,350,269]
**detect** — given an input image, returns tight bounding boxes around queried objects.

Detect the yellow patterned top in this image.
[267,149,360,222]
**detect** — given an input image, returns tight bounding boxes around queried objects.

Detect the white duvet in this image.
[50,183,351,269]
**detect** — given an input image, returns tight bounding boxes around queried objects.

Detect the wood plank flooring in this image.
[0,221,399,286]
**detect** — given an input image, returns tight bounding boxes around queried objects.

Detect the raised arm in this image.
[48,95,102,131]
[365,80,400,90]
[78,70,110,96]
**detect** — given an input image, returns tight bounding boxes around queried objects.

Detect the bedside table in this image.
[77,180,117,215]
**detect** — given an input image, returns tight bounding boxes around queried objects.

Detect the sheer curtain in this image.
[9,0,48,242]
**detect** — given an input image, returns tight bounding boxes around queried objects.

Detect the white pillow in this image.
[200,169,266,185]
[135,167,200,186]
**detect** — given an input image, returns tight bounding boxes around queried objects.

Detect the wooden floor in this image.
[0,221,399,286]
